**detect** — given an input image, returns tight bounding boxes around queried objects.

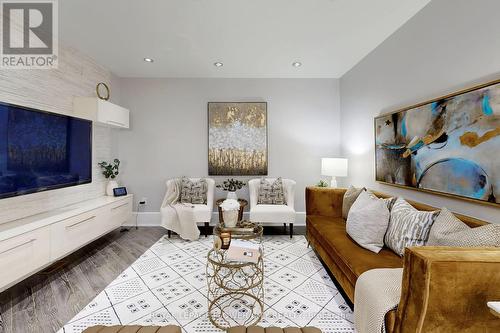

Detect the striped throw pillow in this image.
[384,198,439,256]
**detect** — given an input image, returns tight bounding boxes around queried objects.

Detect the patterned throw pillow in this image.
[342,186,365,219]
[427,208,500,247]
[180,177,208,204]
[384,198,439,256]
[257,177,286,205]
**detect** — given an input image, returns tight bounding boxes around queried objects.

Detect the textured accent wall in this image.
[0,45,117,224]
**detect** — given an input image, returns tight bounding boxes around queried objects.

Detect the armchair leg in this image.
[283,223,287,233]
[204,222,210,237]
[168,230,171,238]
[289,223,293,238]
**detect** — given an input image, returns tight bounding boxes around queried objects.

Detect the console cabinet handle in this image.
[111,203,128,210]
[66,216,96,229]
[106,120,125,127]
[0,239,36,255]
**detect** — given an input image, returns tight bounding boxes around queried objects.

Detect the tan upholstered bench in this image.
[82,326,322,333]
[228,326,321,333]
[82,326,181,333]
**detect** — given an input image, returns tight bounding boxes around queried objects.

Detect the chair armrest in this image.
[394,247,500,333]
[248,179,260,209]
[305,187,346,218]
[205,178,215,208]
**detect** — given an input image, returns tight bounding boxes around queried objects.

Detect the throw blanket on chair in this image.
[354,268,403,333]
[160,179,200,241]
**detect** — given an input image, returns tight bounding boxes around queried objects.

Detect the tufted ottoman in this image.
[82,326,322,333]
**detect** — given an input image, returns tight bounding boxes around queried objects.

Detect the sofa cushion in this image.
[427,207,500,247]
[342,186,365,219]
[384,198,439,256]
[307,215,403,285]
[346,191,390,253]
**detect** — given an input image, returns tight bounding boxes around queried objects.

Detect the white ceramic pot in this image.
[226,191,237,200]
[106,180,118,196]
[223,209,239,227]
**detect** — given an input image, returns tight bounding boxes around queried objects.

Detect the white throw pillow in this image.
[346,191,391,253]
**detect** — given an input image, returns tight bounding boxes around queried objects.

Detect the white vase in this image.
[226,191,237,200]
[106,180,118,196]
[223,209,239,227]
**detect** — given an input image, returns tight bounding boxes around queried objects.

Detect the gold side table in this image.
[206,221,264,330]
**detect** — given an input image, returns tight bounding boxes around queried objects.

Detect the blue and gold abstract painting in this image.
[375,80,500,205]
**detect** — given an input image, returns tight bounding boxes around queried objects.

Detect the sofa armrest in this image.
[305,187,346,218]
[394,247,500,333]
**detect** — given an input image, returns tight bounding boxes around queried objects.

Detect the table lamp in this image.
[321,158,348,187]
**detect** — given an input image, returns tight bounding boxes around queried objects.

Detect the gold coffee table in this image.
[206,221,264,330]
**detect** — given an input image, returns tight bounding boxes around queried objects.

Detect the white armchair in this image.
[160,178,215,238]
[248,178,296,238]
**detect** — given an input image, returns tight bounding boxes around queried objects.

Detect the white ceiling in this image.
[60,0,431,78]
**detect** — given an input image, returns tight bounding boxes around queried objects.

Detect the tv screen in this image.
[0,102,92,199]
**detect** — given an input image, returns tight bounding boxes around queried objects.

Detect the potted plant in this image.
[216,178,246,200]
[316,180,329,187]
[98,159,120,196]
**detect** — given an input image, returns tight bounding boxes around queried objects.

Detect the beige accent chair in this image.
[160,177,215,237]
[248,178,296,238]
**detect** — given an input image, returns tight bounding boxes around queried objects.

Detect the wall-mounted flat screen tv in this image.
[0,101,92,199]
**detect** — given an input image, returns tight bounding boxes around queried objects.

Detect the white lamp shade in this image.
[321,158,348,177]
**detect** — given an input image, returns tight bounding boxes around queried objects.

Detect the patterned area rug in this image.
[58,235,354,333]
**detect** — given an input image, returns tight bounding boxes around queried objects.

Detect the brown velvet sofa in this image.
[305,187,500,333]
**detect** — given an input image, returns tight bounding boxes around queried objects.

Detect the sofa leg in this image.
[204,222,210,237]
[289,223,293,238]
[168,230,171,238]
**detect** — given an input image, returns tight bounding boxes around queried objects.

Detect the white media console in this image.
[0,194,133,292]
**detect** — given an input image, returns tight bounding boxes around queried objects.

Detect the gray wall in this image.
[116,78,340,217]
[340,0,500,223]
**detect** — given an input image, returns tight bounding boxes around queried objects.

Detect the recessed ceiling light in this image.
[292,61,302,67]
[143,58,154,63]
[214,62,223,67]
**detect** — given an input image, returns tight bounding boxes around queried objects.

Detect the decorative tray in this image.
[218,221,258,234]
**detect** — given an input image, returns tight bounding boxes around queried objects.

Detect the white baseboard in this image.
[125,211,306,227]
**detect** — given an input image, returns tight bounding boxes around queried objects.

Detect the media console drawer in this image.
[0,195,133,291]
[0,226,51,289]
[108,197,132,228]
[50,208,105,260]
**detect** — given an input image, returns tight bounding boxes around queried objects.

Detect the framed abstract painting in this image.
[375,79,500,206]
[208,102,268,176]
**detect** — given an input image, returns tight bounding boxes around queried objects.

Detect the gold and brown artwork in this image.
[208,102,267,175]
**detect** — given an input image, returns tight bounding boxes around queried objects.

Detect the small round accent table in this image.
[215,198,248,224]
[206,221,264,330]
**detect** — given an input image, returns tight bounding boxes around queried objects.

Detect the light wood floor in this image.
[0,225,305,333]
